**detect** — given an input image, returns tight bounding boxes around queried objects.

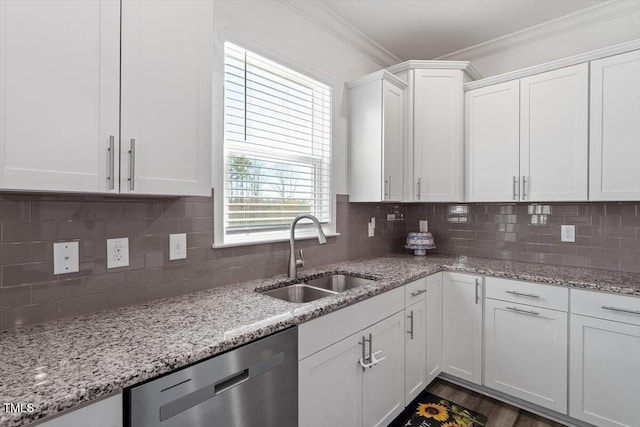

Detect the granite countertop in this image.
[1,254,639,427]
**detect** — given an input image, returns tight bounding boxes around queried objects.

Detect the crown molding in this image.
[346,70,408,89]
[464,39,640,91]
[278,0,401,68]
[386,60,483,80]
[436,0,640,62]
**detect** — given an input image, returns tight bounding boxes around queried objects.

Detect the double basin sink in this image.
[262,274,376,303]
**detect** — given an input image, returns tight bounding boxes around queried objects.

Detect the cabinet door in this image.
[362,311,405,427]
[405,300,426,404]
[465,81,520,202]
[485,299,568,413]
[426,273,443,386]
[299,333,363,427]
[590,50,640,201]
[0,0,120,193]
[520,63,588,201]
[413,69,463,202]
[442,272,483,385]
[39,394,122,427]
[570,315,640,427]
[382,79,404,202]
[120,0,213,196]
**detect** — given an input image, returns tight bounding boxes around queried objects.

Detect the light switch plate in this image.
[169,233,187,260]
[53,241,79,275]
[107,238,129,269]
[561,225,576,243]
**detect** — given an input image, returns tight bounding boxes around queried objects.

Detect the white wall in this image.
[211,0,385,197]
[440,2,640,77]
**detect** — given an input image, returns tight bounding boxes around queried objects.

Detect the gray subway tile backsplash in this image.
[407,201,640,274]
[1,192,638,332]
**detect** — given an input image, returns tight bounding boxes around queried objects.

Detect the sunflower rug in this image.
[388,390,488,427]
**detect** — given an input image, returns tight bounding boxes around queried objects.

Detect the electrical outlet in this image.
[561,225,576,243]
[368,223,375,237]
[169,233,187,260]
[107,237,129,269]
[53,241,79,275]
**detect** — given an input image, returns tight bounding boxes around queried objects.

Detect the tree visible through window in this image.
[223,42,331,240]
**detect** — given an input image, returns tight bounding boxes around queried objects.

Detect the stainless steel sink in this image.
[262,284,337,303]
[304,274,374,292]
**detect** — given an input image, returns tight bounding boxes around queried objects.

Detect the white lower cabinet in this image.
[442,272,483,385]
[569,290,640,427]
[299,311,405,427]
[484,298,568,413]
[405,298,426,403]
[425,273,443,385]
[38,394,122,427]
[299,333,363,427]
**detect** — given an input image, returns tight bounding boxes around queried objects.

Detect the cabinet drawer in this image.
[298,286,404,360]
[485,277,568,311]
[405,278,426,305]
[571,289,640,326]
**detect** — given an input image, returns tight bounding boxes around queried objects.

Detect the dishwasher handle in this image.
[159,352,284,422]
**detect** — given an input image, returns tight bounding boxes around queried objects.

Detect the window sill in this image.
[211,231,340,249]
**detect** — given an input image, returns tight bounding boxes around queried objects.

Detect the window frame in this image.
[212,36,337,248]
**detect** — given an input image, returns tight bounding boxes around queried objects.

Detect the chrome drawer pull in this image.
[506,290,540,298]
[475,278,480,304]
[601,305,640,315]
[410,289,426,297]
[506,306,540,316]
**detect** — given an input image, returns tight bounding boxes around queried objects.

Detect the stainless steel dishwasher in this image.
[128,327,297,427]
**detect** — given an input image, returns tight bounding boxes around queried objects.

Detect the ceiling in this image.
[319,0,608,61]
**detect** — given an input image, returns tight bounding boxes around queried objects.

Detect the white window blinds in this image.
[223,42,332,239]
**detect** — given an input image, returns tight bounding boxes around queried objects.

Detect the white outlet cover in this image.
[53,241,79,275]
[561,225,576,243]
[107,237,129,269]
[169,233,187,260]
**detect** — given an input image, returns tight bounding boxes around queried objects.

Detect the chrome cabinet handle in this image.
[475,278,480,304]
[407,311,414,340]
[506,306,540,316]
[107,135,115,190]
[513,176,518,200]
[417,178,421,200]
[506,290,540,299]
[368,333,373,365]
[601,305,640,315]
[359,335,367,372]
[410,289,426,297]
[522,175,527,200]
[128,138,136,191]
[384,177,389,198]
[389,175,391,200]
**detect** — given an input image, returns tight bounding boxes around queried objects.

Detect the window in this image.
[220,42,332,244]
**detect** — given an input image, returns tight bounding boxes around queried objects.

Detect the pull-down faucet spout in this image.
[288,214,327,278]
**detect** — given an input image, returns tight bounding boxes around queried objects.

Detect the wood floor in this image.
[425,379,567,427]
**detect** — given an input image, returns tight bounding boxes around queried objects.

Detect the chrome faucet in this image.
[288,214,327,278]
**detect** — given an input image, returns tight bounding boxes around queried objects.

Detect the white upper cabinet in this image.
[520,63,589,201]
[412,69,464,202]
[465,80,520,202]
[348,71,406,202]
[120,0,213,196]
[589,50,640,201]
[0,0,212,196]
[0,0,120,193]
